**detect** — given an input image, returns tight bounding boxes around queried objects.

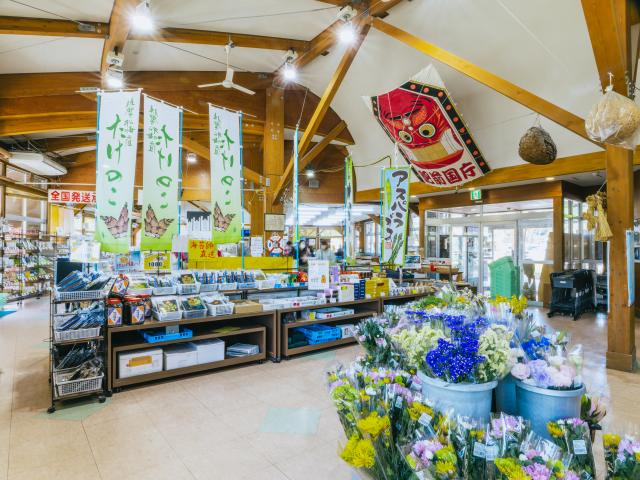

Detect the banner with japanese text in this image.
[141,96,182,251]
[344,155,355,264]
[381,167,410,265]
[209,105,242,244]
[95,90,140,253]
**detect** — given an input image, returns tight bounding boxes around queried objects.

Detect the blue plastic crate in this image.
[296,325,342,345]
[142,327,193,344]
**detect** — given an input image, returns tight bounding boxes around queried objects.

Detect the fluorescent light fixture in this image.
[9,151,67,176]
[338,22,356,44]
[131,1,154,32]
[305,169,315,178]
[106,75,124,89]
[283,62,297,81]
[187,152,197,164]
[545,176,555,181]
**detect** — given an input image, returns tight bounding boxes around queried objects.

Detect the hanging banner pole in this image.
[293,126,300,269]
[344,155,354,265]
[240,112,245,270]
[141,95,182,251]
[209,105,243,245]
[95,89,141,253]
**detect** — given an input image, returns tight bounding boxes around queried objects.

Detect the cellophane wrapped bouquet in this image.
[547,418,596,479]
[603,432,640,479]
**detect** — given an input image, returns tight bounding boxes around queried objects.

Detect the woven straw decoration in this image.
[583,192,613,242]
[518,126,557,165]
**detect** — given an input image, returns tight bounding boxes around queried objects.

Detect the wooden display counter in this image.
[107,310,276,391]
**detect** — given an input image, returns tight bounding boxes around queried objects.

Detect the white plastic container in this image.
[195,339,225,364]
[338,284,355,302]
[163,343,198,370]
[118,348,163,379]
[338,324,356,338]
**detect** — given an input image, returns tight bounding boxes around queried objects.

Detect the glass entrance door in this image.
[451,225,480,288]
[481,223,516,293]
[519,218,554,304]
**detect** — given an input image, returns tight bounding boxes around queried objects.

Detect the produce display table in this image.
[107,310,276,391]
[380,291,434,307]
[277,298,380,360]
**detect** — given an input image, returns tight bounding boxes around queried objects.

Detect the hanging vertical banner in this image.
[293,127,300,245]
[344,155,355,264]
[381,167,411,265]
[141,96,182,251]
[95,90,141,253]
[209,105,242,244]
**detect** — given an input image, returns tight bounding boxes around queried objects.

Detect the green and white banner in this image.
[344,155,355,264]
[95,90,140,253]
[209,105,242,244]
[141,95,182,251]
[381,167,411,266]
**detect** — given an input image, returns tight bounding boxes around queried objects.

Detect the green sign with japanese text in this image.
[95,90,140,253]
[381,167,411,266]
[141,96,182,251]
[209,106,242,244]
[344,155,355,264]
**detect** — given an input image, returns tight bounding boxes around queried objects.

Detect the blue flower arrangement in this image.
[424,316,489,383]
[521,336,551,360]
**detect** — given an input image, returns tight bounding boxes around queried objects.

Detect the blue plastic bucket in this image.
[418,372,497,422]
[515,381,585,440]
[495,374,518,415]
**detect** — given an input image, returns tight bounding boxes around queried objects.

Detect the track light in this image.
[187,152,197,164]
[283,62,297,81]
[105,65,124,89]
[131,1,154,32]
[338,22,356,44]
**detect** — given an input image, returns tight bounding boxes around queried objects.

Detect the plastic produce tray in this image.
[206,303,234,316]
[142,327,193,343]
[152,310,182,322]
[199,284,218,293]
[53,325,101,342]
[296,324,342,345]
[177,283,200,295]
[182,309,207,319]
[152,286,177,296]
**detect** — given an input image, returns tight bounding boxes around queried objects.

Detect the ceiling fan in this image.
[197,43,255,95]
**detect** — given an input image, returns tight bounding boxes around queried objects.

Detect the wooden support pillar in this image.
[606,145,636,371]
[552,196,564,273]
[262,87,285,227]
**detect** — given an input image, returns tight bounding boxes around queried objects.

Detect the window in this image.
[364,221,380,256]
[407,211,420,252]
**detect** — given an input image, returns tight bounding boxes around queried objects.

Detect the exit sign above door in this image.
[470,189,482,201]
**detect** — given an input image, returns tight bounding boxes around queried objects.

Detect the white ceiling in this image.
[0,0,609,192]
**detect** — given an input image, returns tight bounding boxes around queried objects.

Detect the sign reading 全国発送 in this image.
[48,189,96,204]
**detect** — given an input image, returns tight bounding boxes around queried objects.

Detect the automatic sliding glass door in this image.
[481,223,516,293]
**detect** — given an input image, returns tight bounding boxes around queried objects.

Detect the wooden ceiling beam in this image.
[100,0,139,81]
[299,120,346,169]
[354,151,622,202]
[37,136,97,155]
[581,0,631,93]
[272,22,370,204]
[0,15,108,38]
[0,15,307,51]
[371,17,597,144]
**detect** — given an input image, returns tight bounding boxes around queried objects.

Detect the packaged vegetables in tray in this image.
[175,272,200,294]
[202,294,234,316]
[180,296,207,319]
[128,276,152,295]
[151,297,181,321]
[147,275,176,295]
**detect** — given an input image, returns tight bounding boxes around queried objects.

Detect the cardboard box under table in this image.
[194,338,225,364]
[118,348,163,378]
[163,343,198,370]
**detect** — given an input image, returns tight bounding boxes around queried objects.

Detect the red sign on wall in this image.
[48,189,96,204]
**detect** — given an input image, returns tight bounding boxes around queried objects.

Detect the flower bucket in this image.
[418,371,497,422]
[515,381,585,440]
[495,374,518,415]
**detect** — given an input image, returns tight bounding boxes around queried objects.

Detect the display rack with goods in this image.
[0,232,57,303]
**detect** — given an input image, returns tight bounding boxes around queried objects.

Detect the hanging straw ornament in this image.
[583,192,613,242]
[518,116,556,165]
[585,73,640,149]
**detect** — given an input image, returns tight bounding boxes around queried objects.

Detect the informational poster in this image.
[381,167,411,265]
[344,155,355,264]
[143,251,171,271]
[188,239,218,262]
[141,96,182,251]
[308,259,330,290]
[69,237,101,263]
[209,105,242,244]
[95,90,140,253]
[114,251,141,271]
[250,236,264,257]
[369,65,490,187]
[264,213,286,231]
[48,189,96,204]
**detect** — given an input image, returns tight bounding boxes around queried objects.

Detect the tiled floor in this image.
[0,298,639,480]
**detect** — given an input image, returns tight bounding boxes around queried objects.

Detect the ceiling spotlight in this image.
[105,66,124,89]
[338,22,356,44]
[545,176,555,181]
[283,62,297,81]
[187,152,197,164]
[305,169,315,178]
[131,1,154,32]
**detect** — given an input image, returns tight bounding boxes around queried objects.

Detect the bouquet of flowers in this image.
[490,414,531,459]
[423,316,513,384]
[452,417,487,479]
[355,316,398,367]
[404,427,461,479]
[547,418,596,479]
[391,324,444,371]
[603,433,640,479]
[493,431,581,480]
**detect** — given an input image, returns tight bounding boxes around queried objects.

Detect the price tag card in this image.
[573,439,588,455]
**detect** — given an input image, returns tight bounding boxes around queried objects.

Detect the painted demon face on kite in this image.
[376,88,464,169]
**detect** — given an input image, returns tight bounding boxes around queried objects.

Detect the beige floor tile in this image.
[7,455,101,480]
[240,464,290,480]
[275,439,353,480]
